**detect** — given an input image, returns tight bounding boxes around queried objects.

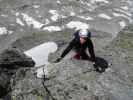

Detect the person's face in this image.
[80,37,87,44]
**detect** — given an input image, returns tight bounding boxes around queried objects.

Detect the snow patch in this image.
[45,19,50,25]
[43,26,62,32]
[114,8,132,17]
[49,10,57,15]
[78,16,94,20]
[98,13,112,20]
[0,27,8,35]
[49,10,59,21]
[119,21,126,28]
[70,12,76,16]
[0,27,12,35]
[1,14,8,17]
[24,42,58,66]
[16,18,25,26]
[15,12,20,16]
[51,16,58,21]
[21,13,44,29]
[113,12,125,17]
[121,6,129,11]
[24,42,58,78]
[33,5,40,8]
[87,3,92,7]
[61,15,67,18]
[66,21,89,30]
[57,0,61,4]
[80,1,84,4]
[91,0,109,4]
[8,31,13,34]
[112,12,130,21]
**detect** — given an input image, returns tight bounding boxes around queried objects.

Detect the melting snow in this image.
[49,10,59,21]
[112,12,131,21]
[119,21,126,28]
[43,26,62,32]
[21,13,44,29]
[91,0,109,4]
[0,27,7,35]
[87,3,92,7]
[33,5,40,8]
[113,12,126,17]
[114,8,132,17]
[0,27,13,35]
[45,19,50,25]
[57,0,61,4]
[1,14,8,17]
[78,16,94,20]
[70,12,76,16]
[15,12,20,16]
[24,42,57,66]
[24,42,58,78]
[16,18,25,26]
[66,21,89,30]
[121,6,129,10]
[51,16,58,21]
[98,13,112,20]
[49,10,57,15]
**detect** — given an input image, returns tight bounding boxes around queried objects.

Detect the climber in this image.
[55,28,96,65]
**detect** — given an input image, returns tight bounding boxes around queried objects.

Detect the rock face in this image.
[0,48,35,67]
[3,25,132,100]
[0,0,133,99]
[0,48,35,99]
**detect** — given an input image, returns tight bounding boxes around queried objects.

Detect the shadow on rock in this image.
[0,86,8,98]
[93,57,109,73]
[0,48,35,99]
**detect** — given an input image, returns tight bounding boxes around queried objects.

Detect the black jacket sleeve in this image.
[88,39,96,62]
[60,38,76,58]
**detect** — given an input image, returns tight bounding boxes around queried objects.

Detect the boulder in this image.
[0,48,35,98]
[0,48,35,68]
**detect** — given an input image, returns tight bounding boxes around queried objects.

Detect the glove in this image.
[92,62,99,71]
[92,61,96,66]
[54,57,62,63]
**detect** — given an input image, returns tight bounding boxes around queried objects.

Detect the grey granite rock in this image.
[8,25,133,100]
[0,48,35,99]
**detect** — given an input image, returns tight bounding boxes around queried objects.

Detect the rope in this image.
[41,66,57,100]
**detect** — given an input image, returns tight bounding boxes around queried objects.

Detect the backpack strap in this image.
[73,30,80,40]
[87,29,91,38]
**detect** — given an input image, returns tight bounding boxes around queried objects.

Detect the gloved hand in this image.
[92,61,96,66]
[92,62,98,71]
[54,57,62,63]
